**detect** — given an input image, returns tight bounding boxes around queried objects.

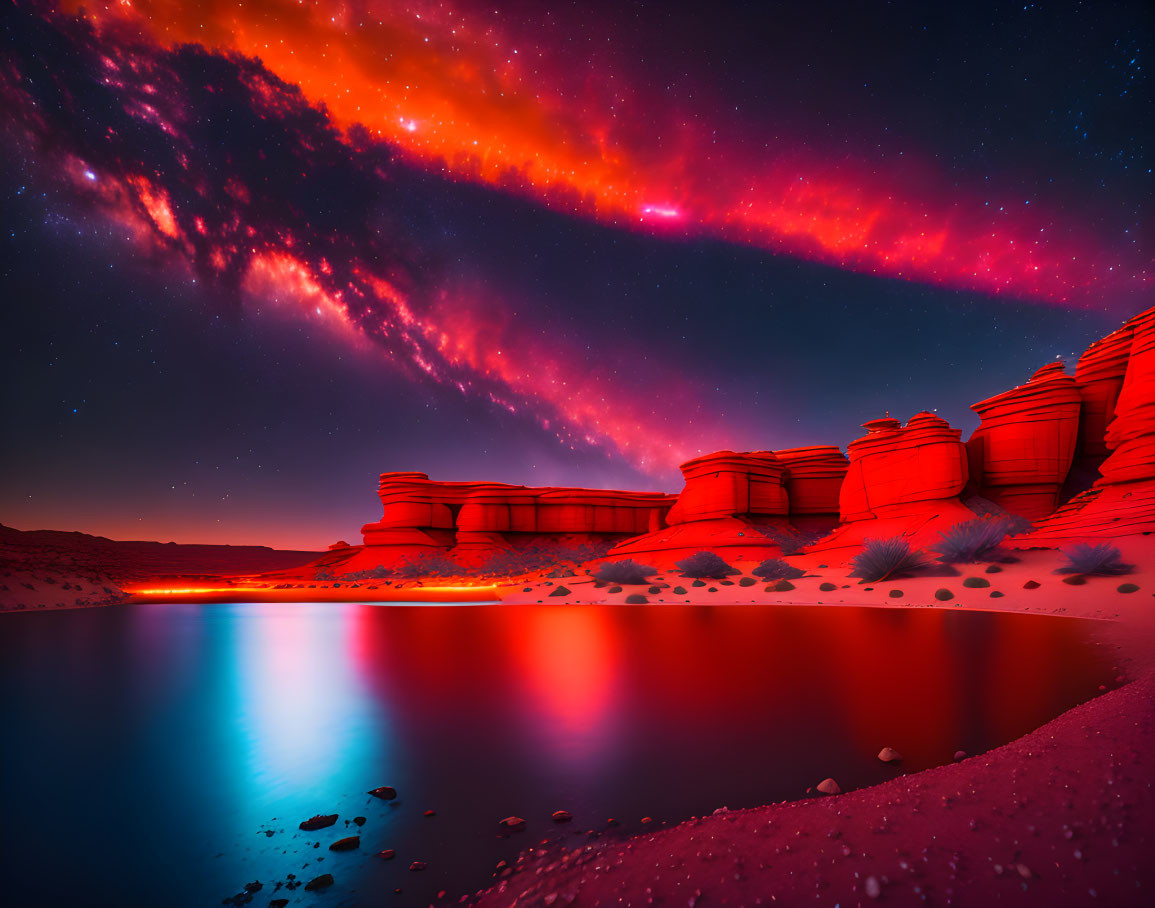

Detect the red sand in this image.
[475,672,1154,907]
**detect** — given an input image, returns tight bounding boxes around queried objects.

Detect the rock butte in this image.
[321,305,1155,574]
[967,361,1082,520]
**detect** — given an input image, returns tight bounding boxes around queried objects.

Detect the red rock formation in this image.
[1029,306,1155,540]
[966,362,1082,519]
[607,451,793,563]
[1099,308,1155,486]
[454,486,670,551]
[664,451,789,525]
[775,446,849,516]
[840,413,968,519]
[356,472,675,565]
[335,307,1155,574]
[810,412,974,552]
[1073,320,1133,471]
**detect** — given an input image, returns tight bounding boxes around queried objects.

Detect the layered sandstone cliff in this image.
[807,412,975,551]
[1028,307,1155,540]
[336,305,1155,574]
[357,472,675,564]
[966,362,1082,520]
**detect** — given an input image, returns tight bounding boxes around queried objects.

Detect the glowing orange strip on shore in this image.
[129,585,500,595]
[130,586,267,595]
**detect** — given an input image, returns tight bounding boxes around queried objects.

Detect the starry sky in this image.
[1,0,1151,549]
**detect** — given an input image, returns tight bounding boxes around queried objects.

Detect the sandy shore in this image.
[493,534,1155,624]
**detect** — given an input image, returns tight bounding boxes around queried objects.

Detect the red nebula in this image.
[59,0,1149,304]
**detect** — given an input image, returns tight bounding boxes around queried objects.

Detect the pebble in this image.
[552,810,573,823]
[303,873,333,891]
[328,836,359,851]
[877,747,903,763]
[299,814,337,831]
[367,786,397,800]
[816,778,841,795]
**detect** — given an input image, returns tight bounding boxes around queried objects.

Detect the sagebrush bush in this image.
[848,537,928,582]
[593,559,657,585]
[674,551,738,579]
[314,566,336,581]
[931,517,1013,563]
[962,496,1035,536]
[1055,542,1132,576]
[342,565,394,580]
[751,558,805,580]
[753,525,822,555]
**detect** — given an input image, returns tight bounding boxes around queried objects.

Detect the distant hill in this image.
[0,523,322,584]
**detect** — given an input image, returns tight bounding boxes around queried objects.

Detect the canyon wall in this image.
[966,362,1082,520]
[1028,307,1155,540]
[608,448,847,563]
[334,305,1155,575]
[806,412,976,551]
[356,472,676,565]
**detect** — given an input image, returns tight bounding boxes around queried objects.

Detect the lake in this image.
[0,602,1119,907]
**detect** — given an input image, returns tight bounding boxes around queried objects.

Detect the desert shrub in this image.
[314,566,336,581]
[593,559,657,585]
[848,537,928,583]
[674,551,739,579]
[394,553,462,579]
[962,496,1035,534]
[751,558,805,580]
[753,525,823,555]
[1055,543,1132,576]
[931,517,1015,564]
[342,565,394,581]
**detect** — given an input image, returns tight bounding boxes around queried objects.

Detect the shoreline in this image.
[473,671,1154,907]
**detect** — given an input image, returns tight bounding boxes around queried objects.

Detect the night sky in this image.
[1,0,1151,549]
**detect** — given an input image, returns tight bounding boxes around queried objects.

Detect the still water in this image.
[0,602,1117,907]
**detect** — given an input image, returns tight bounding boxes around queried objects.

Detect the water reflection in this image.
[515,607,620,769]
[0,603,1120,908]
[228,604,388,798]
